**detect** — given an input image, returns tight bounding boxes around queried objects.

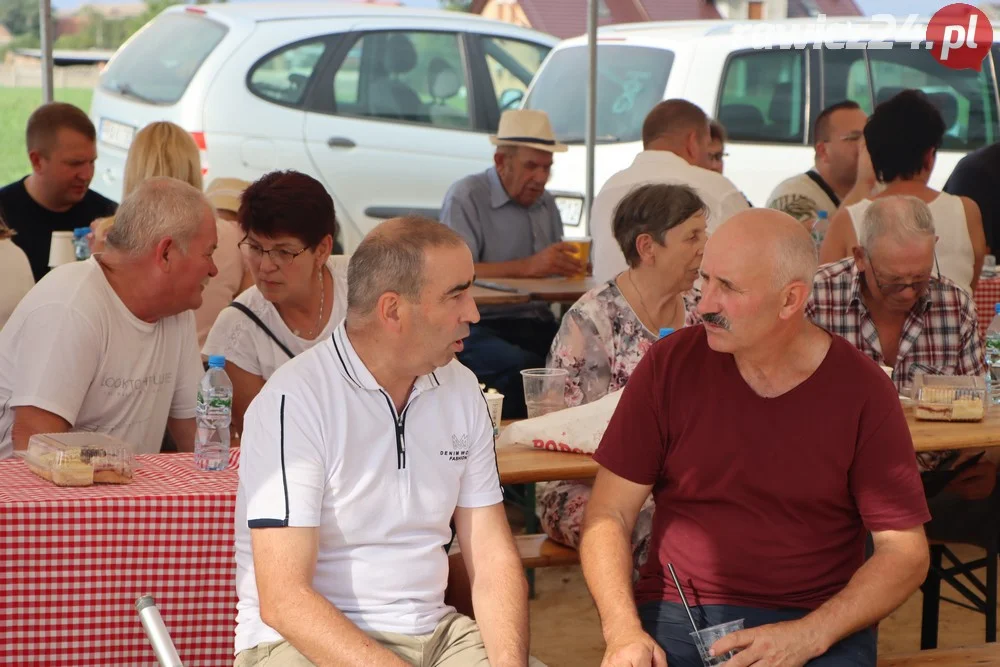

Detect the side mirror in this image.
[498,89,524,111]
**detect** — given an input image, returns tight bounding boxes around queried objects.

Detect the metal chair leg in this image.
[921,545,943,650]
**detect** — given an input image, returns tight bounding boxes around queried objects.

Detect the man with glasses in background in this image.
[768,101,875,228]
[807,196,999,547]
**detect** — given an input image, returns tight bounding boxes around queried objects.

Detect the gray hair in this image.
[105,176,211,255]
[859,196,935,253]
[772,228,819,297]
[347,216,467,315]
[613,183,707,268]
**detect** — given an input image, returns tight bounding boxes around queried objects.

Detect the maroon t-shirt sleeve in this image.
[850,391,931,532]
[593,349,665,485]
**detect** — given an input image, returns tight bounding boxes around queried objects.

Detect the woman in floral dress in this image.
[540,183,708,577]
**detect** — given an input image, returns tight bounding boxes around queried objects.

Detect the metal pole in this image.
[584,0,597,236]
[39,0,54,103]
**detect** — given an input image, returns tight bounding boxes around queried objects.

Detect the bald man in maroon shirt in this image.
[581,209,930,667]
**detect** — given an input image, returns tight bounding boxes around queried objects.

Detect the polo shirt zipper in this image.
[379,390,409,470]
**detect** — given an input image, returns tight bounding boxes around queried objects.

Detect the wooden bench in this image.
[448,534,580,568]
[877,644,1000,666]
[516,533,580,568]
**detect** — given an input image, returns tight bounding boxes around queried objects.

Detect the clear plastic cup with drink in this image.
[690,619,744,666]
[520,368,568,418]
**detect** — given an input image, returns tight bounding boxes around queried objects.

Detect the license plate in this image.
[99,119,136,150]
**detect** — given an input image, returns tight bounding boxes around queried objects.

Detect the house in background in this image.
[0,25,12,48]
[472,0,861,39]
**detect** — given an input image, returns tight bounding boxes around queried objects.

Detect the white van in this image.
[89,2,556,251]
[523,18,1000,232]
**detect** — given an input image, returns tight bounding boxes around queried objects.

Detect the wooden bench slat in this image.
[877,645,1000,666]
[516,534,580,568]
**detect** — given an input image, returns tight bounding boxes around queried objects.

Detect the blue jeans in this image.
[638,601,876,667]
[457,318,559,419]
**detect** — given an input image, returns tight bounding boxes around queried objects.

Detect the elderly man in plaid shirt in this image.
[807,195,999,546]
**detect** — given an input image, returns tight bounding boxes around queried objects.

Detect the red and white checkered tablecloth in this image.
[0,449,242,666]
[975,276,1000,340]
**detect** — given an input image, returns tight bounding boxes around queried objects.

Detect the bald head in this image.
[347,216,467,316]
[710,209,818,295]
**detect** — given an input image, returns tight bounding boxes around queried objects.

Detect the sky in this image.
[47,0,966,18]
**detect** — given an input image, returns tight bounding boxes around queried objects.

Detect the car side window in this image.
[480,36,550,112]
[248,39,327,107]
[331,31,471,129]
[821,47,872,114]
[717,49,805,143]
[868,44,998,150]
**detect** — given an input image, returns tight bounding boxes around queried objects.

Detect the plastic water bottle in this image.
[73,228,91,260]
[195,355,232,471]
[658,327,675,339]
[986,304,1000,405]
[811,210,829,247]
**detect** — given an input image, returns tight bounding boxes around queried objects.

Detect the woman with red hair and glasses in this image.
[203,170,348,438]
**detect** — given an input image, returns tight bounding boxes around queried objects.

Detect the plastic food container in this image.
[913,375,987,422]
[24,432,135,486]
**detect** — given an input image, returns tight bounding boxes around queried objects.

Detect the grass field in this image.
[0,87,94,186]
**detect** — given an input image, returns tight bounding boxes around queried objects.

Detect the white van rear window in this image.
[100,13,227,105]
[525,45,673,144]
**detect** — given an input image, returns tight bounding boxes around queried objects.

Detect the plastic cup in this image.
[48,231,76,268]
[690,619,744,666]
[484,390,504,438]
[520,368,568,419]
[565,237,592,276]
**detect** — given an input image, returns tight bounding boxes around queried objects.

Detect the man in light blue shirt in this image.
[440,110,582,417]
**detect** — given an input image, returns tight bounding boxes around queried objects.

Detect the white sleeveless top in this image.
[847,193,973,293]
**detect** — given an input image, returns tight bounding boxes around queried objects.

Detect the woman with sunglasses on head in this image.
[820,89,986,294]
[203,170,348,438]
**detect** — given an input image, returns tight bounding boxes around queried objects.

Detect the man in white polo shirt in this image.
[235,216,540,666]
[591,99,750,283]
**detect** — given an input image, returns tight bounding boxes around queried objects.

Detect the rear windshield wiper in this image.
[109,82,159,104]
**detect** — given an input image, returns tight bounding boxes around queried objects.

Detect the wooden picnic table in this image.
[909,407,1000,453]
[494,277,601,303]
[469,284,530,306]
[471,277,601,307]
[495,408,1000,485]
[877,644,1000,666]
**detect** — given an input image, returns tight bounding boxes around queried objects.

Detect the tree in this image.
[0,0,41,37]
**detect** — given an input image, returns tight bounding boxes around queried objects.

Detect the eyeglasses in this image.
[709,151,729,162]
[864,250,941,296]
[238,238,309,268]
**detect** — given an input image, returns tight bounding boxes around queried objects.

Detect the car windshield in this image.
[525,44,673,144]
[100,12,227,105]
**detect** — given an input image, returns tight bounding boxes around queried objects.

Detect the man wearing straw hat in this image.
[582,209,930,666]
[440,109,583,418]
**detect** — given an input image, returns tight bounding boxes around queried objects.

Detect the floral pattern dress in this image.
[540,279,697,579]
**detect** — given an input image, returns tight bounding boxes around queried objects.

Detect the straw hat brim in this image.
[489,135,568,153]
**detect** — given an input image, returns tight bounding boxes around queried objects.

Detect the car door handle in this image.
[327,137,356,148]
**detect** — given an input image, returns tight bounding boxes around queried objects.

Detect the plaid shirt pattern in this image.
[806,258,985,471]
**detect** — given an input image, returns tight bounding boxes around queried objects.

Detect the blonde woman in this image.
[92,122,248,346]
[0,215,34,329]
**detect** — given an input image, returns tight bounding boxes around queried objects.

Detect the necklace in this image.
[291,271,325,338]
[627,269,677,333]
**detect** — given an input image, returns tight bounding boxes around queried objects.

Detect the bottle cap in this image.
[659,327,675,339]
[995,303,1000,315]
[208,355,226,368]
[817,210,828,219]
[73,227,90,238]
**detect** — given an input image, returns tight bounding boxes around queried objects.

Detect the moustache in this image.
[702,312,731,331]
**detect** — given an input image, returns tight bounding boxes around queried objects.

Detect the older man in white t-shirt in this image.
[0,177,218,458]
[591,100,750,283]
[235,216,540,666]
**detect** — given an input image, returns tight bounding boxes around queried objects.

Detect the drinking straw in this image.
[667,562,700,635]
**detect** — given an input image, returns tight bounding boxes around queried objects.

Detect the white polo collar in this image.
[330,323,442,396]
